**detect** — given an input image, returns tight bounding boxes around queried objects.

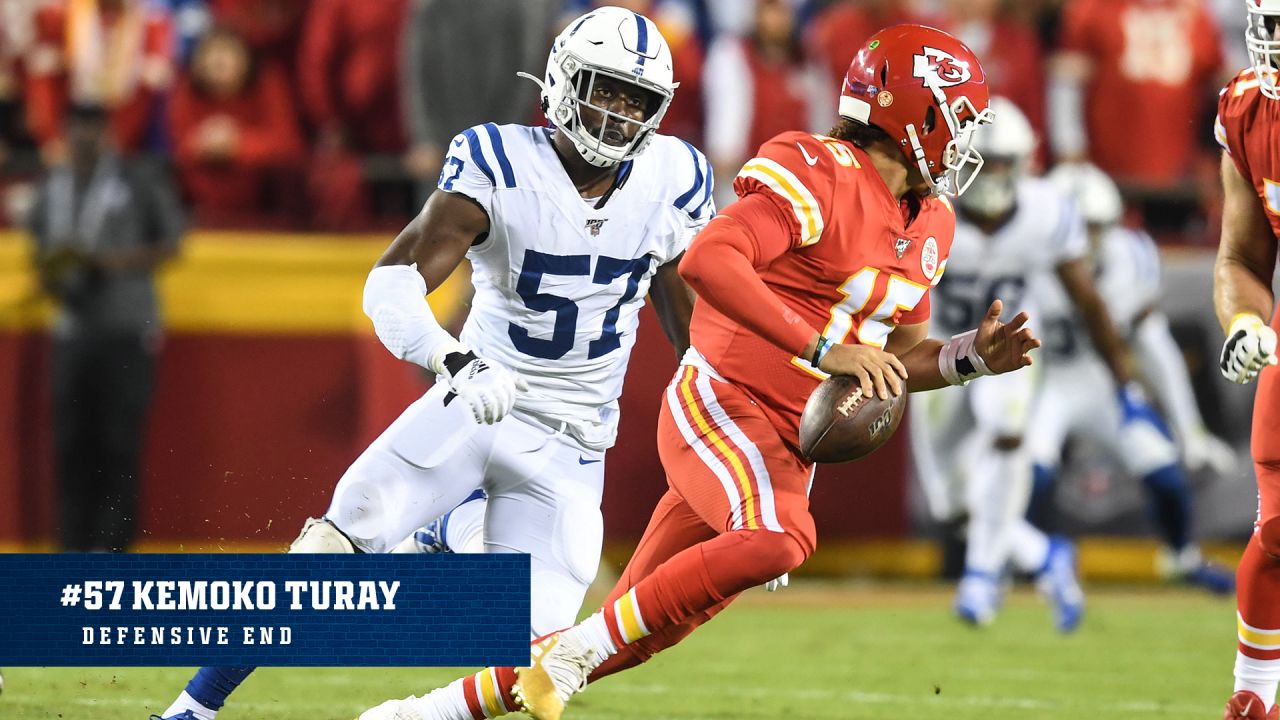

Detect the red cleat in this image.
[1225,691,1280,719]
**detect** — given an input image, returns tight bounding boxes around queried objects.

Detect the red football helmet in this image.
[840,24,993,197]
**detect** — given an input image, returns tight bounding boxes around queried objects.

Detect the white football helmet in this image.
[956,96,1035,219]
[1247,0,1280,100]
[1048,163,1123,228]
[521,7,677,167]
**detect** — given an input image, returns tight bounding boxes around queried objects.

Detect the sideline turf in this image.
[0,582,1234,720]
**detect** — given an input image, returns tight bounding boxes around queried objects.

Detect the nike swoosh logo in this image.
[797,142,819,166]
[578,456,602,465]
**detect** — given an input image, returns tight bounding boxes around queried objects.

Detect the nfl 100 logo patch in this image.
[585,218,607,236]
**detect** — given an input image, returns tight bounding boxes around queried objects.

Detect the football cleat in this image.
[1036,536,1085,633]
[1184,560,1237,596]
[411,517,450,554]
[1224,690,1279,719]
[356,696,427,720]
[512,633,596,720]
[149,712,203,720]
[954,571,1000,627]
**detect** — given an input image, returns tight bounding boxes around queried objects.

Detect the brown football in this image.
[798,376,907,463]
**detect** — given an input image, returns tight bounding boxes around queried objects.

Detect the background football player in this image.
[912,97,1190,633]
[1026,163,1236,595]
[153,8,713,720]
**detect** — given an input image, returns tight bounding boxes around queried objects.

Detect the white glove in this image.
[442,351,528,424]
[765,573,789,592]
[1182,430,1239,478]
[1220,314,1278,384]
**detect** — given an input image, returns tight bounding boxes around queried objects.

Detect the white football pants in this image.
[326,382,605,638]
[911,367,1044,575]
[1027,354,1179,477]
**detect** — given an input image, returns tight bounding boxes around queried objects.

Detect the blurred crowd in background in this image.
[0,0,1250,241]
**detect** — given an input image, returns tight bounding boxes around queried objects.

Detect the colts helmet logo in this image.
[913,47,972,89]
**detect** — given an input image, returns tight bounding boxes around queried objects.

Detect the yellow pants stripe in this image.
[1239,615,1280,649]
[678,367,759,530]
[615,588,649,644]
[478,667,504,717]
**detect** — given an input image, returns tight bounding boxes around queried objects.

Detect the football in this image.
[798,376,907,463]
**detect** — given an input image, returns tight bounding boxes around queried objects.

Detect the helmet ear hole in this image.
[880,62,889,86]
[922,106,937,135]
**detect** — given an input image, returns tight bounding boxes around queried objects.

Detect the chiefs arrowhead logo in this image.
[913,47,972,89]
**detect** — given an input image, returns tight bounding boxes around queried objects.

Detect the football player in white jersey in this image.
[153,8,714,720]
[910,98,1164,631]
[1025,164,1236,595]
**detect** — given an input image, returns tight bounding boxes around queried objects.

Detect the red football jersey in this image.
[1060,0,1222,186]
[689,131,954,445]
[1216,68,1280,241]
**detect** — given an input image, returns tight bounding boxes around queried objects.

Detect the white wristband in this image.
[938,329,994,386]
[362,264,466,374]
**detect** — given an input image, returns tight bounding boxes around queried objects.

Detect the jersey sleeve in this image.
[668,139,717,258]
[731,132,839,249]
[1216,71,1257,181]
[1050,195,1088,264]
[436,123,518,215]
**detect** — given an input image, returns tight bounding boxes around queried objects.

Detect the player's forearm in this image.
[1081,306,1132,386]
[679,216,815,357]
[1134,312,1206,442]
[898,338,950,392]
[1213,256,1275,332]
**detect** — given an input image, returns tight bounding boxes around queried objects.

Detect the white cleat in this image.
[512,633,597,720]
[357,696,426,720]
[954,571,1001,627]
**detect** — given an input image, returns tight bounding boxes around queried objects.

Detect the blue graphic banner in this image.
[0,554,530,666]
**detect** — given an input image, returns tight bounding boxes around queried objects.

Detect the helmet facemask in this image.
[556,60,673,168]
[1247,2,1280,100]
[908,87,994,197]
[957,155,1022,219]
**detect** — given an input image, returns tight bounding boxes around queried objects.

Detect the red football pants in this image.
[1238,321,1280,660]
[589,365,818,680]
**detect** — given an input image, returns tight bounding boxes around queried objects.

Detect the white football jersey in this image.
[1034,226,1161,360]
[932,177,1087,336]
[438,123,714,449]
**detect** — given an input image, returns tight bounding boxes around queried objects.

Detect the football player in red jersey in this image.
[355,23,1038,720]
[1215,3,1280,718]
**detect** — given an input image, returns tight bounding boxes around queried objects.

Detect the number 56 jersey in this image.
[438,123,715,450]
[689,131,955,446]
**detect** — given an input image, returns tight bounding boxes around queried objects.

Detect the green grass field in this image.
[0,582,1237,720]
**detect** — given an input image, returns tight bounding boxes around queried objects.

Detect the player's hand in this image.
[442,351,529,424]
[818,343,908,400]
[1182,429,1238,477]
[1116,382,1173,438]
[765,573,789,592]
[1220,314,1278,384]
[975,299,1040,375]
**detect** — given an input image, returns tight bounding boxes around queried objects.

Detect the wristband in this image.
[811,335,833,369]
[938,329,994,385]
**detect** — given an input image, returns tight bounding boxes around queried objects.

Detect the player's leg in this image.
[908,386,970,526]
[392,490,488,555]
[51,336,98,551]
[956,368,1037,625]
[159,385,498,720]
[374,490,722,720]
[1069,363,1234,594]
[1229,366,1280,717]
[511,366,817,719]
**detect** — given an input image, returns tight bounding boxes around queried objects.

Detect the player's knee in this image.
[1258,515,1280,559]
[740,530,810,584]
[288,517,357,553]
